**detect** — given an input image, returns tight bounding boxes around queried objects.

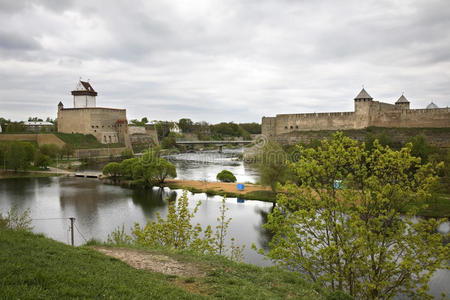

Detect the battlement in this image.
[262,89,450,141]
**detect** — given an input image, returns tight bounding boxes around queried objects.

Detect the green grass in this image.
[54,132,124,149]
[0,229,201,299]
[0,229,345,299]
[0,171,59,179]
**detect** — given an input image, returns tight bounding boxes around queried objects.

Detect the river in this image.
[0,148,448,298]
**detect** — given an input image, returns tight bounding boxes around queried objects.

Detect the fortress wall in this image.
[370,108,450,128]
[273,112,357,134]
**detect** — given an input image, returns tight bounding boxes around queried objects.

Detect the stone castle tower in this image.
[72,81,98,108]
[57,80,131,148]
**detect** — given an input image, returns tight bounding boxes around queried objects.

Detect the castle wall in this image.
[369,108,450,128]
[58,107,131,146]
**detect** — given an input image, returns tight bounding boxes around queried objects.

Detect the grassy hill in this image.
[55,132,124,149]
[0,229,347,299]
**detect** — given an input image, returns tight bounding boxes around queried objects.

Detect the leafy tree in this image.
[119,158,139,179]
[149,158,177,186]
[262,132,449,299]
[7,142,27,171]
[120,148,133,159]
[258,141,289,192]
[161,133,177,149]
[28,117,43,122]
[216,170,237,183]
[61,144,74,159]
[154,121,173,140]
[39,144,60,159]
[5,122,26,133]
[239,122,261,134]
[0,205,33,231]
[129,117,148,126]
[0,117,9,132]
[408,134,438,163]
[35,153,53,169]
[179,118,194,133]
[102,162,121,180]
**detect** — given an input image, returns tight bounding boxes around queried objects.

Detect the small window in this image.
[94,130,96,132]
[96,126,99,128]
[290,126,293,129]
[91,125,94,128]
[102,125,104,128]
[284,126,288,129]
[296,125,298,129]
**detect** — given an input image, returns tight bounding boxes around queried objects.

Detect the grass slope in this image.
[55,132,124,149]
[0,229,201,299]
[0,229,343,299]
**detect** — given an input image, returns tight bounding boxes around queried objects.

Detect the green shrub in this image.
[102,162,121,178]
[216,170,237,183]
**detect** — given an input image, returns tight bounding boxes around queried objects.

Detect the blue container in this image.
[237,184,245,191]
[237,198,245,203]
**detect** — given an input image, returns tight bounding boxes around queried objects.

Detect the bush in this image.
[216,170,237,183]
[102,162,121,178]
[0,205,33,231]
[35,153,53,169]
[120,148,133,159]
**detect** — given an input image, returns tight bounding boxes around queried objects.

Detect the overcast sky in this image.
[0,0,449,123]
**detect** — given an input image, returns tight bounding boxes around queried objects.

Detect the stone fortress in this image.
[57,80,132,148]
[262,88,450,143]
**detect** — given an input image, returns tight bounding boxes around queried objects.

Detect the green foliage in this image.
[216,170,237,183]
[179,118,194,133]
[107,224,132,246]
[262,132,449,299]
[129,117,148,126]
[6,141,34,171]
[5,122,26,133]
[39,143,60,159]
[239,122,261,134]
[258,141,289,192]
[408,134,439,163]
[28,117,43,122]
[0,205,33,231]
[102,162,121,178]
[113,191,245,262]
[161,134,177,149]
[60,143,74,159]
[120,148,133,159]
[35,153,53,169]
[119,157,139,179]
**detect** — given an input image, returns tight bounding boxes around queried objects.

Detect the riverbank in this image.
[0,170,60,179]
[0,229,336,299]
[165,179,276,202]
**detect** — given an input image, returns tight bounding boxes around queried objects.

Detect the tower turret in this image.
[354,88,373,113]
[72,80,97,108]
[395,94,410,110]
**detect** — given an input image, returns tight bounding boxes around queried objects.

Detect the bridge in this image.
[175,140,254,152]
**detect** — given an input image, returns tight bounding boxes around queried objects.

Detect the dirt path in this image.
[165,179,271,194]
[92,246,205,277]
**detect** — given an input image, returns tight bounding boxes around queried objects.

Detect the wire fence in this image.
[31,217,88,246]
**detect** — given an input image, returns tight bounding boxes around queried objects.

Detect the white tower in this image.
[72,80,97,108]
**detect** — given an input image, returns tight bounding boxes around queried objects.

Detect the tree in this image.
[61,144,74,159]
[5,122,26,133]
[35,153,53,169]
[262,132,449,299]
[28,117,43,122]
[7,142,27,171]
[178,118,193,133]
[39,144,60,159]
[149,158,177,186]
[408,134,438,163]
[120,148,133,159]
[216,170,237,183]
[258,141,289,192]
[119,157,139,179]
[161,133,177,149]
[102,162,121,180]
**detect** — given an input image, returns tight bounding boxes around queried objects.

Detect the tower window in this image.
[290,126,293,129]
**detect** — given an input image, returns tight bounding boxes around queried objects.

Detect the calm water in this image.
[1,148,449,298]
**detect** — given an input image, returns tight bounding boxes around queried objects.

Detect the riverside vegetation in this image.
[0,202,342,299]
[257,132,449,299]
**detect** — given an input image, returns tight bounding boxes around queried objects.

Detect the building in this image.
[24,121,54,132]
[262,88,450,142]
[57,80,131,147]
